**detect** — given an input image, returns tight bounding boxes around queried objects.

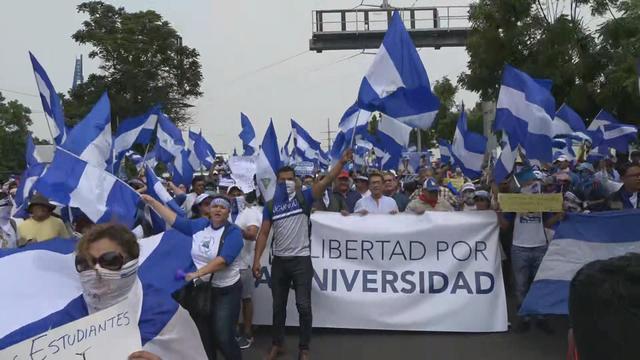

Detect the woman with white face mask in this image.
[74,223,207,360]
[0,193,17,248]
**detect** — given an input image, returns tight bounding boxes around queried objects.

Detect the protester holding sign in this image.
[252,149,352,360]
[406,178,455,213]
[76,223,207,359]
[142,193,244,360]
[333,170,361,213]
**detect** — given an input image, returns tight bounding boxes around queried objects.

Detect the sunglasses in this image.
[75,251,126,273]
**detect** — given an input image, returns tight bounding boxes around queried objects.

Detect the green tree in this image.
[0,92,32,175]
[411,76,460,147]
[460,0,640,125]
[64,1,203,127]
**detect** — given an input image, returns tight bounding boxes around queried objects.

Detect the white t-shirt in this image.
[354,195,399,214]
[182,192,198,218]
[512,213,548,248]
[234,206,262,268]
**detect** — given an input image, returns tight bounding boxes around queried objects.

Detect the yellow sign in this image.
[497,193,563,213]
[445,178,465,191]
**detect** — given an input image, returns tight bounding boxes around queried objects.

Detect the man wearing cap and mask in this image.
[253,149,352,360]
[181,175,207,218]
[354,173,370,197]
[496,168,564,334]
[460,183,477,211]
[333,170,361,213]
[406,178,455,213]
[17,194,70,246]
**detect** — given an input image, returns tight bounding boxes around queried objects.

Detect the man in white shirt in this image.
[354,172,399,215]
[181,176,206,218]
[229,186,262,350]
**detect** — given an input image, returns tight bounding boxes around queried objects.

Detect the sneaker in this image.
[238,336,253,350]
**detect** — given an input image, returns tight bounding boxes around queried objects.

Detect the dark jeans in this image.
[271,255,314,351]
[192,280,242,360]
[511,245,548,312]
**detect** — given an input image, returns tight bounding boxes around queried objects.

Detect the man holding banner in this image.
[253,149,352,360]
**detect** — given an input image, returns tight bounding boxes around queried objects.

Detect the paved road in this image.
[241,317,568,359]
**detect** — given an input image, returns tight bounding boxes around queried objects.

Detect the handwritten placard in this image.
[228,156,257,193]
[498,193,563,213]
[1,298,141,360]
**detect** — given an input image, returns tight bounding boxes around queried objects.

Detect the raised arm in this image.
[312,149,353,200]
[140,194,177,226]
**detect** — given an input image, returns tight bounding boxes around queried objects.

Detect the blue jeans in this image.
[511,245,548,308]
[193,280,242,360]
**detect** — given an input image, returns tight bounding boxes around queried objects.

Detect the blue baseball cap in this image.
[423,178,439,192]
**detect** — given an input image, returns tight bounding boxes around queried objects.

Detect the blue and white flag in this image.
[255,120,281,201]
[588,110,637,153]
[553,137,576,162]
[25,132,41,168]
[451,111,487,179]
[374,114,412,170]
[126,150,144,169]
[438,139,453,165]
[330,104,371,163]
[29,52,68,145]
[169,149,194,188]
[239,112,258,156]
[495,65,555,164]
[191,130,216,169]
[520,211,640,315]
[552,103,587,138]
[0,231,206,359]
[493,134,518,184]
[145,165,185,217]
[113,106,159,172]
[12,164,46,217]
[280,132,293,165]
[33,148,140,228]
[357,11,440,129]
[291,119,323,163]
[155,112,184,163]
[187,130,203,170]
[61,92,113,170]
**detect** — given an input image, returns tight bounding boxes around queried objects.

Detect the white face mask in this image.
[285,180,296,196]
[79,259,139,313]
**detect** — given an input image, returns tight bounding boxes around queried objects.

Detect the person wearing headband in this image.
[141,193,244,360]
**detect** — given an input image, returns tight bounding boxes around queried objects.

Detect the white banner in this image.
[228,156,256,193]
[1,296,141,360]
[253,212,508,332]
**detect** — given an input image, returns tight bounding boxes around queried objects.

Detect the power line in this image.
[0,88,39,98]
[227,50,311,84]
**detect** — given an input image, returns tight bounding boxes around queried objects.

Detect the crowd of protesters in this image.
[0,147,639,360]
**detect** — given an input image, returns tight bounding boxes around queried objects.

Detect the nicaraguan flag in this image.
[255,120,281,201]
[373,114,412,170]
[33,148,140,228]
[187,130,203,170]
[330,104,371,164]
[61,92,113,170]
[495,65,555,164]
[190,130,216,169]
[552,137,576,162]
[438,139,453,165]
[357,11,440,129]
[0,231,206,359]
[552,103,587,138]
[25,132,42,168]
[113,106,159,172]
[239,112,259,156]
[12,164,46,217]
[291,119,323,163]
[519,211,640,315]
[145,165,185,217]
[588,110,637,153]
[29,52,68,145]
[169,148,194,188]
[155,112,184,163]
[493,134,517,184]
[280,131,293,165]
[451,111,487,179]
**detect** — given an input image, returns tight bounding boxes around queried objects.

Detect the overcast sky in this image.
[0,0,476,154]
